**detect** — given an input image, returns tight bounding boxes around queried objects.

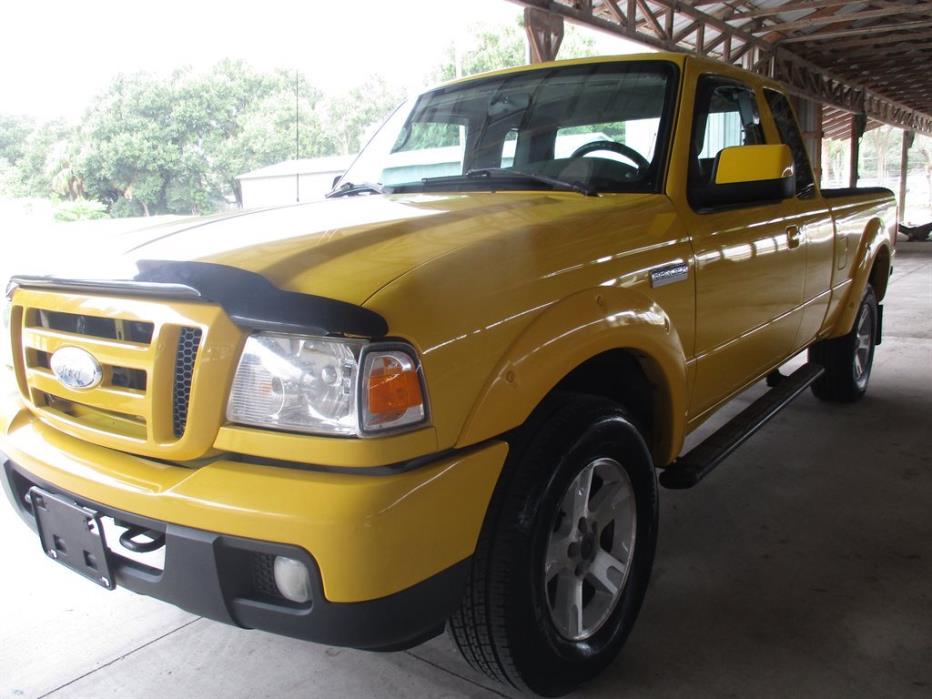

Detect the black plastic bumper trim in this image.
[8,260,388,338]
[1,454,467,650]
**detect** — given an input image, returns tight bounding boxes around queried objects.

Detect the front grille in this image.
[111,365,148,391]
[9,287,236,461]
[38,309,154,344]
[18,306,152,442]
[172,328,202,437]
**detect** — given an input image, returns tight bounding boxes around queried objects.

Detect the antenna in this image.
[295,69,300,203]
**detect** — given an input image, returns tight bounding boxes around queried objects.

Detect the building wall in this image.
[240,171,343,209]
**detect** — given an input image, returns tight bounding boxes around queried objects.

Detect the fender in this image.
[457,287,689,466]
[830,216,892,338]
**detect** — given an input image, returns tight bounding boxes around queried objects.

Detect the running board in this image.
[660,363,825,490]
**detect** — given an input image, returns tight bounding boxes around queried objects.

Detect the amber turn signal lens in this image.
[362,351,426,431]
[367,356,421,414]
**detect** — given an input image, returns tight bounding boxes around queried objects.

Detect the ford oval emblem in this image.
[50,347,103,391]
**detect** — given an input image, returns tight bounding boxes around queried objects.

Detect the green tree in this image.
[0,117,74,198]
[0,114,35,166]
[862,125,900,187]
[433,18,597,83]
[322,76,406,156]
[75,62,333,216]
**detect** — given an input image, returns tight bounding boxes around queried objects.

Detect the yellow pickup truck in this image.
[1,54,895,695]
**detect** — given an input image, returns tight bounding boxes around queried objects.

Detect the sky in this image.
[0,0,643,122]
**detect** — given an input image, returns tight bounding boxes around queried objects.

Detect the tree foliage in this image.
[0,115,35,166]
[0,18,599,218]
[0,117,72,199]
[76,61,336,216]
[0,61,402,216]
[433,19,596,83]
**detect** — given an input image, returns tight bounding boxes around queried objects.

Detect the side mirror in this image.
[331,174,343,190]
[697,144,795,208]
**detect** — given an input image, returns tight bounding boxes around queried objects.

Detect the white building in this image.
[237,156,355,208]
[236,126,660,208]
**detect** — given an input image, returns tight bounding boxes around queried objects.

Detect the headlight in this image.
[226,333,428,437]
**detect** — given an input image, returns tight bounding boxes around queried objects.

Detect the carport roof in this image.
[511,1,932,134]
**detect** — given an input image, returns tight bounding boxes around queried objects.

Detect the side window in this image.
[688,77,765,208]
[501,129,517,168]
[764,89,816,196]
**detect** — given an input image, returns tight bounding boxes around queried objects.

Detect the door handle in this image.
[786,225,803,249]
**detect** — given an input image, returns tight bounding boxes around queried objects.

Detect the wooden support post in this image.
[849,113,866,188]
[812,102,823,184]
[795,97,823,183]
[899,130,915,223]
[524,7,564,63]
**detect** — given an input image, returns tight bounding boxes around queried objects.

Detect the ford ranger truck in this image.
[0,54,895,696]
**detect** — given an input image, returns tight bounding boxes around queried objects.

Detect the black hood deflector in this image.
[8,260,389,338]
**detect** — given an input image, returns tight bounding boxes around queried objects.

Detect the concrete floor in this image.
[1,244,930,699]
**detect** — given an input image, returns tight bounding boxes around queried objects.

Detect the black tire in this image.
[448,393,659,697]
[809,285,878,403]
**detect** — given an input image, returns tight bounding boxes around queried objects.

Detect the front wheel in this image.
[809,285,878,403]
[448,394,658,696]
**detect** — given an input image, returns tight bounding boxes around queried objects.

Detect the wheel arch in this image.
[869,243,892,301]
[832,215,893,336]
[456,287,689,467]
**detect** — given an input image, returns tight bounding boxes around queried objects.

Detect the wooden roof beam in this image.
[802,27,932,51]
[825,46,932,65]
[757,2,877,44]
[731,1,864,22]
[754,5,932,34]
[729,1,871,22]
[778,18,932,43]
[803,56,932,76]
[635,0,667,39]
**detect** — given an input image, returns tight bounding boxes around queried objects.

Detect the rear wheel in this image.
[809,285,877,403]
[448,394,658,696]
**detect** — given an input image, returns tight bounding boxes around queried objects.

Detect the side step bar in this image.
[660,363,825,490]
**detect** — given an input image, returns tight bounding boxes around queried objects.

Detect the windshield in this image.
[337,60,678,196]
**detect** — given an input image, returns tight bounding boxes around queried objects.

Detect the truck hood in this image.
[16,192,655,308]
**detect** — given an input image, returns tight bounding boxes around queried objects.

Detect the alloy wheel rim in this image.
[544,457,637,641]
[854,305,873,389]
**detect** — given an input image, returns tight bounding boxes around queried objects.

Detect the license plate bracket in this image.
[28,486,115,590]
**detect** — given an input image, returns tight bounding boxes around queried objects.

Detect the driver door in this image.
[675,72,807,418]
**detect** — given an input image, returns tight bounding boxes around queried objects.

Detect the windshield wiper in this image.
[420,168,598,197]
[326,181,385,198]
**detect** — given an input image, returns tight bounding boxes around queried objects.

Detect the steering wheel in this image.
[570,140,651,171]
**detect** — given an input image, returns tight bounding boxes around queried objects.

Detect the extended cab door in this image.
[669,68,807,418]
[762,88,836,348]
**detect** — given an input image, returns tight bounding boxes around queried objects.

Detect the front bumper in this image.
[0,398,508,649]
[3,458,470,650]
